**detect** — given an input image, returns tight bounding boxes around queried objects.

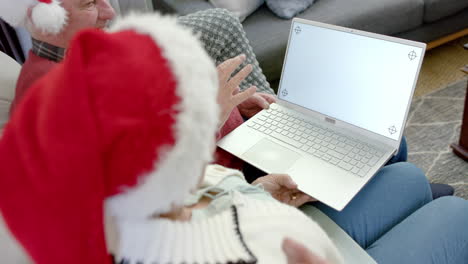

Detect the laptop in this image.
[217,18,426,211]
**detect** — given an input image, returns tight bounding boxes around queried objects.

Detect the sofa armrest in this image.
[0,214,32,264]
[0,100,11,129]
[0,52,20,130]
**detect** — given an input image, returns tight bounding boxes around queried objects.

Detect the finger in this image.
[295,191,315,200]
[255,94,270,109]
[294,194,314,207]
[231,86,256,106]
[227,64,253,91]
[275,174,298,189]
[259,93,278,104]
[244,93,269,109]
[217,54,246,83]
[217,54,246,71]
[233,86,241,95]
[282,238,328,264]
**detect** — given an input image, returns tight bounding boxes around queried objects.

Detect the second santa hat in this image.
[0,0,67,34]
[0,12,220,264]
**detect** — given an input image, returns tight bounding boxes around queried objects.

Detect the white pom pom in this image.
[31,0,68,34]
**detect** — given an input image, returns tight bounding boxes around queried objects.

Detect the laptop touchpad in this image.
[242,138,301,173]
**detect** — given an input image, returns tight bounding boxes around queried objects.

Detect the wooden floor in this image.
[415,35,468,97]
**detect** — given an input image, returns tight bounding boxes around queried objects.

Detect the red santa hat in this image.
[0,0,67,34]
[0,13,219,264]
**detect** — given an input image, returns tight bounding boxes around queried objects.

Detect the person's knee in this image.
[384,162,427,184]
[429,196,468,217]
[366,197,468,263]
[378,162,432,203]
[437,197,468,240]
[429,197,468,263]
[397,162,430,193]
[415,197,468,236]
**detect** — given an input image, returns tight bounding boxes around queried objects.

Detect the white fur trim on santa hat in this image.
[31,0,67,34]
[105,13,220,220]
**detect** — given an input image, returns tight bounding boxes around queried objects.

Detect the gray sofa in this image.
[153,0,468,90]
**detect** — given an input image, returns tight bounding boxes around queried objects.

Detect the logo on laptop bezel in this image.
[325,117,336,124]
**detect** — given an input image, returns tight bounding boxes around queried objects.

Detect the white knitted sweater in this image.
[112,166,343,264]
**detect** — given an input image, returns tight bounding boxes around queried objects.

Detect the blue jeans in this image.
[314,162,468,263]
[387,136,408,164]
[366,197,468,264]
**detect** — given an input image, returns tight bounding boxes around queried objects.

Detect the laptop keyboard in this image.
[247,106,385,177]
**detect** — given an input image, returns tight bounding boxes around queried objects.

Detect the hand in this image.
[252,174,316,207]
[282,238,330,264]
[217,54,256,128]
[238,92,277,118]
[157,206,192,221]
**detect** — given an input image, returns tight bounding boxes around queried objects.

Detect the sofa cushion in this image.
[159,0,214,15]
[109,0,152,15]
[423,0,468,23]
[209,0,264,22]
[397,8,468,42]
[265,0,316,19]
[243,0,424,84]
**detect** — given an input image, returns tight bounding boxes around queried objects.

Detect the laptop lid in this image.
[277,19,426,149]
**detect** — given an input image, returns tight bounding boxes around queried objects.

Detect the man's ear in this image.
[24,7,37,34]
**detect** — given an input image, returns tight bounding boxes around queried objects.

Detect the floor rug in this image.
[406,78,468,199]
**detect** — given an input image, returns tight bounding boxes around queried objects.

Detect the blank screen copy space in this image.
[279,23,423,140]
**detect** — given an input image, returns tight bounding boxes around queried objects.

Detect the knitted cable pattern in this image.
[178,8,274,95]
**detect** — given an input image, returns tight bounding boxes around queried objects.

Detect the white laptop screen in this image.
[278,21,424,141]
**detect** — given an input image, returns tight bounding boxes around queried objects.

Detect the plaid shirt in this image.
[32,38,65,62]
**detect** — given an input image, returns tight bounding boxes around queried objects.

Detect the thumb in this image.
[294,193,314,206]
[244,93,266,108]
[282,238,309,263]
[255,94,270,109]
[232,86,256,106]
[275,174,298,189]
[282,238,328,264]
[259,93,277,104]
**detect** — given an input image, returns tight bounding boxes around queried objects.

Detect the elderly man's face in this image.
[61,0,116,43]
[31,0,116,48]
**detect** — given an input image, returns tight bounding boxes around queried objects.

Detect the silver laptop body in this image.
[218,18,426,211]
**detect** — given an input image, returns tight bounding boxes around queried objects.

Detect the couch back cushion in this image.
[157,0,213,15]
[0,52,21,130]
[423,0,468,22]
[243,0,424,84]
[109,0,152,15]
[265,0,316,19]
[209,0,264,21]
